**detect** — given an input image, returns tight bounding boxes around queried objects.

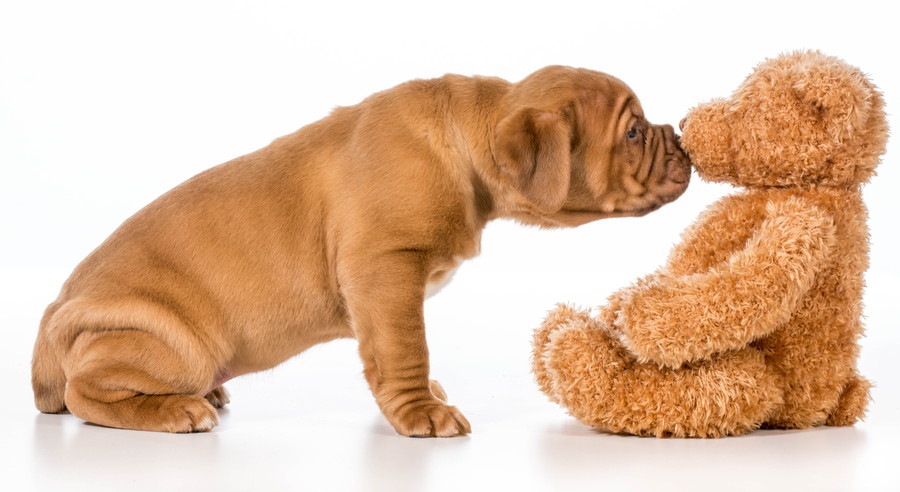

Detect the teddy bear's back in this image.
[759,188,869,427]
[668,186,870,427]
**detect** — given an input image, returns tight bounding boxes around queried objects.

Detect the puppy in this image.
[32,66,690,437]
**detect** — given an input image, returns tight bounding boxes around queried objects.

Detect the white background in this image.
[2,1,898,490]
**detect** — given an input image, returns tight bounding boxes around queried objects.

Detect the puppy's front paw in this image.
[389,400,471,438]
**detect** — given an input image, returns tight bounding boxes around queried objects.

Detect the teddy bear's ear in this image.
[788,51,875,141]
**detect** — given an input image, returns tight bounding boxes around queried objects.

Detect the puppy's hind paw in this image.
[204,386,231,409]
[168,396,219,433]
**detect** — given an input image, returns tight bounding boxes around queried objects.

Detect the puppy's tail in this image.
[32,304,67,414]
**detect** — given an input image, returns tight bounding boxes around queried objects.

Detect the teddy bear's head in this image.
[680,50,888,188]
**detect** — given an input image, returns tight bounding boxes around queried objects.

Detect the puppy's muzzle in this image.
[656,124,691,202]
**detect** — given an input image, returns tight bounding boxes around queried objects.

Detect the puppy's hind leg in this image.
[64,329,220,433]
[32,333,67,414]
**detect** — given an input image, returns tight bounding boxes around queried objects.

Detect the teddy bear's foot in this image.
[826,374,872,426]
[542,325,783,438]
[532,304,597,402]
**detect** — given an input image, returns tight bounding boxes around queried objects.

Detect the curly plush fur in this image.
[532,50,888,437]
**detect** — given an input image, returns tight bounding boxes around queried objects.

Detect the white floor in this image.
[3,252,899,492]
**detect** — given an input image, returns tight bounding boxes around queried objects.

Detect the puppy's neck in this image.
[440,76,540,226]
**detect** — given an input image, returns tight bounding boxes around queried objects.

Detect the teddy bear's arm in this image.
[596,194,764,332]
[611,196,836,368]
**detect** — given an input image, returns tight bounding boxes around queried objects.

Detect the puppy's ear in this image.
[493,108,571,213]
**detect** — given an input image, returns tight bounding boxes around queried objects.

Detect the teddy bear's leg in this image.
[532,304,596,403]
[542,326,784,437]
[826,374,872,426]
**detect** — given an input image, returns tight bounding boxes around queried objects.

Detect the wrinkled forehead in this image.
[519,68,641,114]
[576,86,644,129]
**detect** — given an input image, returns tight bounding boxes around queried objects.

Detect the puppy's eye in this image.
[626,126,640,140]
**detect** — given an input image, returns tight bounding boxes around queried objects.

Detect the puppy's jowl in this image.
[32,66,690,436]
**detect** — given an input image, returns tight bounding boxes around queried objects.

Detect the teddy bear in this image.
[532,50,889,437]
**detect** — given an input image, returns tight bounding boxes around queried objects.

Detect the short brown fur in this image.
[32,66,690,436]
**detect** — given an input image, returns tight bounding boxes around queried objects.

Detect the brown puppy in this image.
[32,66,690,437]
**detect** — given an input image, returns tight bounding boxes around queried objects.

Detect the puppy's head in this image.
[493,66,690,227]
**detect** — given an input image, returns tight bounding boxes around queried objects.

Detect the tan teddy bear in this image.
[532,50,889,437]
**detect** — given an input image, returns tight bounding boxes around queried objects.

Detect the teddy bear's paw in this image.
[596,291,630,330]
[617,323,689,369]
[600,273,671,335]
[604,276,711,368]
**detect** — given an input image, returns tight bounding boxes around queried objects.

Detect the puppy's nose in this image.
[679,118,687,131]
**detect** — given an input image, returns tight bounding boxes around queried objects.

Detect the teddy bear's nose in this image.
[679,118,687,131]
